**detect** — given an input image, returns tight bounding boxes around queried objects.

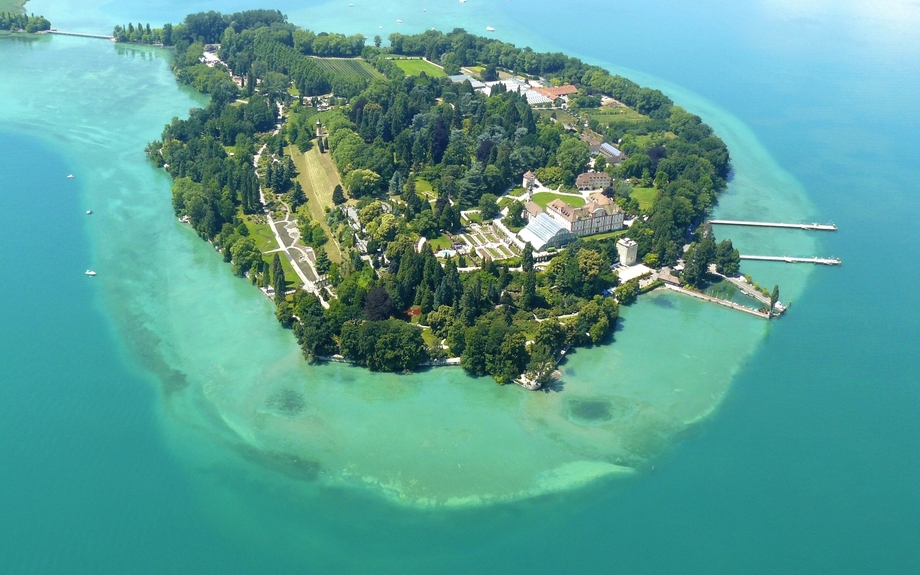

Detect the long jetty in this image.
[709,220,837,231]
[40,30,116,41]
[662,284,771,319]
[740,255,841,265]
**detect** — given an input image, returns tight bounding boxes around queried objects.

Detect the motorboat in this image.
[85,270,97,276]
[486,26,495,31]
[67,174,74,179]
[86,210,92,215]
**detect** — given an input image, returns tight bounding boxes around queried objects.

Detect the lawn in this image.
[287,144,343,263]
[630,186,659,211]
[584,229,629,242]
[415,177,435,198]
[532,192,585,209]
[391,58,446,77]
[310,57,383,80]
[428,234,453,250]
[537,109,580,127]
[463,211,483,224]
[420,328,440,348]
[586,106,648,126]
[242,215,300,285]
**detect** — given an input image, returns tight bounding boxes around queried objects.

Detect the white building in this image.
[616,238,638,266]
[544,193,624,236]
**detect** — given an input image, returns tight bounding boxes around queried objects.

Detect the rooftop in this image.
[519,213,568,251]
[534,85,579,99]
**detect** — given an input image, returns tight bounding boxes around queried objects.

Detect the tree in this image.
[522,243,534,272]
[388,171,404,197]
[594,155,607,172]
[715,239,741,276]
[682,237,716,288]
[271,253,286,303]
[493,332,528,384]
[314,246,331,275]
[289,181,307,209]
[365,287,395,320]
[504,200,526,228]
[525,343,556,386]
[332,184,346,205]
[770,285,780,309]
[230,237,262,276]
[317,137,325,153]
[520,269,537,310]
[478,193,500,220]
[556,138,590,178]
[344,168,381,198]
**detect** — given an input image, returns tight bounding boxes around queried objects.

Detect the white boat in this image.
[85,270,96,276]
[486,26,495,31]
[86,210,92,215]
[396,19,402,23]
[67,174,74,179]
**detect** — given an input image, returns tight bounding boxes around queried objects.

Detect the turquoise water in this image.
[2,0,919,571]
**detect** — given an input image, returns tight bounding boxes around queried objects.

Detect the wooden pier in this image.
[709,220,837,231]
[740,255,841,265]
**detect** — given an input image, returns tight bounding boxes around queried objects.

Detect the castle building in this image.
[544,193,624,236]
[575,171,612,191]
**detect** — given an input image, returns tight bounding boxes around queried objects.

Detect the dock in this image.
[709,220,837,231]
[740,255,841,265]
[662,284,771,319]
[40,30,116,41]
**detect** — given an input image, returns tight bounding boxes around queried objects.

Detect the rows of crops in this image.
[310,57,383,80]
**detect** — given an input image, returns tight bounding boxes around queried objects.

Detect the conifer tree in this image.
[332,184,346,204]
[315,247,331,275]
[522,243,534,272]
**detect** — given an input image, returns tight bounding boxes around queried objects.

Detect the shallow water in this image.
[3,0,919,571]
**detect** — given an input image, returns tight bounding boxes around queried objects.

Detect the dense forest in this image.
[0,12,50,32]
[137,10,737,383]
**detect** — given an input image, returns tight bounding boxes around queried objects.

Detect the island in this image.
[125,9,755,387]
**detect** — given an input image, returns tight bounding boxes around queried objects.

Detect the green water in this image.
[3,0,919,571]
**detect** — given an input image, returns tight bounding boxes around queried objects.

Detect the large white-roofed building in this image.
[518,213,577,252]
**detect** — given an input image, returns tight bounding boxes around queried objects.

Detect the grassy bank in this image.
[286,143,343,263]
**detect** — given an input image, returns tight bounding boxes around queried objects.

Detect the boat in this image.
[85,270,96,276]
[486,26,495,31]
[67,174,74,179]
[86,210,92,215]
[396,19,402,23]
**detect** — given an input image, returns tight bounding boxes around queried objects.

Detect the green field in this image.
[532,192,585,209]
[391,58,446,77]
[310,57,383,80]
[287,144,344,263]
[428,234,453,250]
[242,216,300,285]
[586,105,648,126]
[630,187,659,211]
